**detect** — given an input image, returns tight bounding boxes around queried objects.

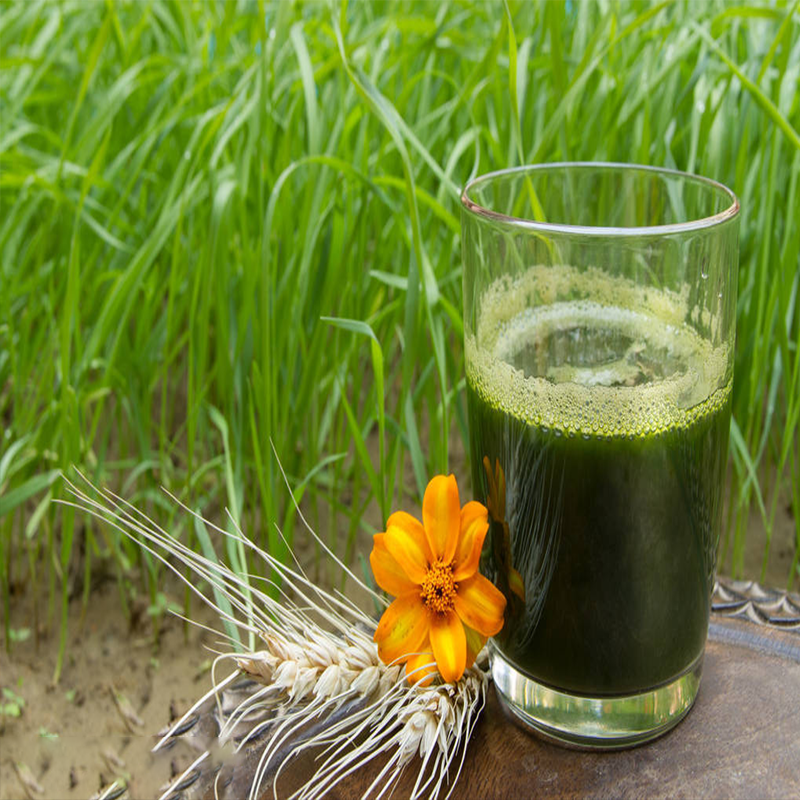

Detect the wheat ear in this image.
[60,470,488,800]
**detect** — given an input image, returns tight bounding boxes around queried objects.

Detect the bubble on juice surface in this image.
[466,265,730,439]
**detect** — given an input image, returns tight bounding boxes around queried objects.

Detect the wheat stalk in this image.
[60,471,488,800]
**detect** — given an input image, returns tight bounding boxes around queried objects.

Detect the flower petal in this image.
[460,500,487,533]
[422,474,460,562]
[386,510,433,564]
[370,534,416,597]
[482,456,498,518]
[374,592,430,666]
[405,637,436,687]
[508,566,526,601]
[429,610,466,683]
[464,624,487,670]
[453,503,489,581]
[454,573,506,638]
[496,461,506,518]
[384,524,428,584]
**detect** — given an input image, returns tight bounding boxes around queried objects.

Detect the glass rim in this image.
[461,162,740,237]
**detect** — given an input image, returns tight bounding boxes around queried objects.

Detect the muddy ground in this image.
[0,475,796,800]
[0,580,223,800]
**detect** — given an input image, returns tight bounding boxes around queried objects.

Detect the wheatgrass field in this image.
[0,1,799,796]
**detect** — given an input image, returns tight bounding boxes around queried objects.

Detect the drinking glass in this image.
[461,163,739,748]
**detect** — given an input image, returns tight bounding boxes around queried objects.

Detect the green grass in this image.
[1,0,798,678]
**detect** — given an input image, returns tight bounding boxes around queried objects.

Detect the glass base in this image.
[491,645,703,750]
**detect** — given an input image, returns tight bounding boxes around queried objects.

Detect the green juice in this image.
[466,273,731,697]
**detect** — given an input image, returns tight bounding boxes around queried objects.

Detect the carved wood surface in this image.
[711,577,800,630]
[157,577,800,800]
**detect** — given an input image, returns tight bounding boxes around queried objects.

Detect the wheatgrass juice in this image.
[466,268,731,697]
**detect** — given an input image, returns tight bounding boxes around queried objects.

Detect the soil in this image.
[0,463,796,800]
[0,580,224,800]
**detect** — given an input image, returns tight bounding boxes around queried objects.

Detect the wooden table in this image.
[153,580,800,800]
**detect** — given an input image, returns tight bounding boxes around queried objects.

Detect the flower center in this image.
[420,559,457,615]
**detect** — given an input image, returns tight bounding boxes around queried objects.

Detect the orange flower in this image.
[370,474,506,685]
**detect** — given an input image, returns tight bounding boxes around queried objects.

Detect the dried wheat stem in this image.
[60,470,490,800]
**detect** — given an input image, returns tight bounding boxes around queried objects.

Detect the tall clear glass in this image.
[461,164,739,748]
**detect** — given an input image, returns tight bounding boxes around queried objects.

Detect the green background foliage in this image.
[1,0,798,676]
